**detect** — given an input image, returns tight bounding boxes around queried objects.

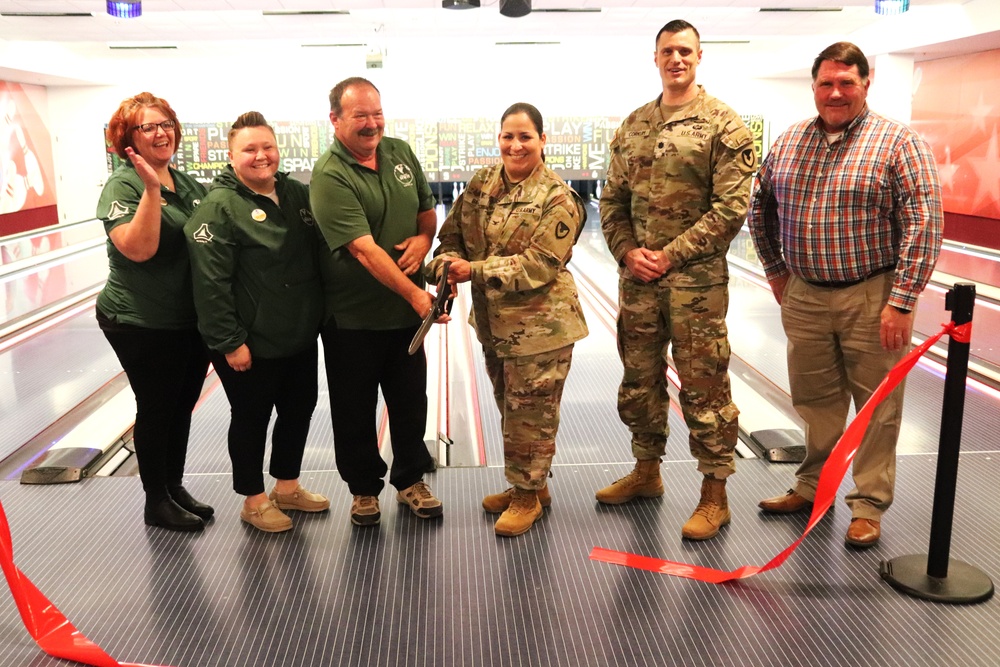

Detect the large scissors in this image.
[408,261,454,355]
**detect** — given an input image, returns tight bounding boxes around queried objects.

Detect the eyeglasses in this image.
[131,120,176,135]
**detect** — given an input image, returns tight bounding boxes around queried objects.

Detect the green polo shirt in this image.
[96,162,207,329]
[310,135,435,330]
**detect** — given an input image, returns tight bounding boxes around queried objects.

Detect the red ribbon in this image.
[0,500,168,667]
[591,321,965,582]
[949,320,972,344]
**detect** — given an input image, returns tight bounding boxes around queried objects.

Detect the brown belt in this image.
[802,265,895,289]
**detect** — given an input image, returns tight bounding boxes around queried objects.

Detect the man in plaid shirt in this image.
[748,41,943,548]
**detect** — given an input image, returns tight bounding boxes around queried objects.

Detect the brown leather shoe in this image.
[845,517,880,548]
[758,489,812,514]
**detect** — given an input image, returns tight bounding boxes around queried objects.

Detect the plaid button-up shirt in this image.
[748,106,942,310]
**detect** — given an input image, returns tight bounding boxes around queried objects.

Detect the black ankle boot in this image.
[144,497,204,532]
[169,486,215,520]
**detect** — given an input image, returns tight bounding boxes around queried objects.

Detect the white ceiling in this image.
[0,0,997,84]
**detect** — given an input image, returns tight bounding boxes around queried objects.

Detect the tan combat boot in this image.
[482,485,552,513]
[681,476,731,540]
[595,458,664,505]
[494,488,543,537]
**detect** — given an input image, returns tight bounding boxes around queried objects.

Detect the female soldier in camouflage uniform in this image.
[427,103,588,536]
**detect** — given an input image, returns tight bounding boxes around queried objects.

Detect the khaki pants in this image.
[782,272,907,520]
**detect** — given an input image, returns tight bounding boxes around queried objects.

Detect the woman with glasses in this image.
[96,92,212,532]
[185,111,326,533]
[427,102,588,537]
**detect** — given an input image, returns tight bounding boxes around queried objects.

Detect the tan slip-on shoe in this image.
[269,485,330,512]
[241,500,292,533]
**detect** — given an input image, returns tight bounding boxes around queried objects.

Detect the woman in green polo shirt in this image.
[96,92,212,532]
[185,112,326,533]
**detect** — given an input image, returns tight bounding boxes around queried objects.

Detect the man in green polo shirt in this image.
[311,76,443,527]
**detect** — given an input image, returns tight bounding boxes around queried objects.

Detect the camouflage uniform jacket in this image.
[601,86,756,287]
[429,162,588,358]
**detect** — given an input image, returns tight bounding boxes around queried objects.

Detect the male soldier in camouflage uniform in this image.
[596,20,756,540]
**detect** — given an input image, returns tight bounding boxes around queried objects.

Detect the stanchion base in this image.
[880,555,994,604]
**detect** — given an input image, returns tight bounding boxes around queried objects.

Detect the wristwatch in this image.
[891,305,912,315]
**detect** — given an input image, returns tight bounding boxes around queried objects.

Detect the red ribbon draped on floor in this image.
[590,321,971,583]
[0,500,168,667]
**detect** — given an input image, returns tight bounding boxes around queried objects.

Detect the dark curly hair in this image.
[105,92,181,160]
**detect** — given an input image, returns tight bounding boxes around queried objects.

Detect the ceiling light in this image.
[442,1,480,8]
[106,1,141,19]
[874,0,909,14]
[499,0,531,18]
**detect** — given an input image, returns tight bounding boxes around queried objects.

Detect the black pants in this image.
[101,324,209,503]
[321,324,432,496]
[210,343,318,496]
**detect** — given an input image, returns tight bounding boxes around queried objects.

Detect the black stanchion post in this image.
[880,282,994,603]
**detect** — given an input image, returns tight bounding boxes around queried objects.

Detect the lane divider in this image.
[0,500,168,666]
[453,287,488,466]
[591,321,970,582]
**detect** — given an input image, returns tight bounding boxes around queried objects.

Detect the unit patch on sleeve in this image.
[191,223,213,244]
[106,200,130,221]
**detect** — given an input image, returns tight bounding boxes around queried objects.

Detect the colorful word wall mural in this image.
[107,114,766,186]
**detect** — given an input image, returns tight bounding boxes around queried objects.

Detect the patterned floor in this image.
[1,453,998,667]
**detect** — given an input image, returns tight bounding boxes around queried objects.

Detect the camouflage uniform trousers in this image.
[616,277,739,479]
[483,344,574,490]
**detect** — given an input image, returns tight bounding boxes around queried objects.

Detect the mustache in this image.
[358,128,380,137]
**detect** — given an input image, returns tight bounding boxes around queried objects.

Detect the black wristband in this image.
[891,305,912,315]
